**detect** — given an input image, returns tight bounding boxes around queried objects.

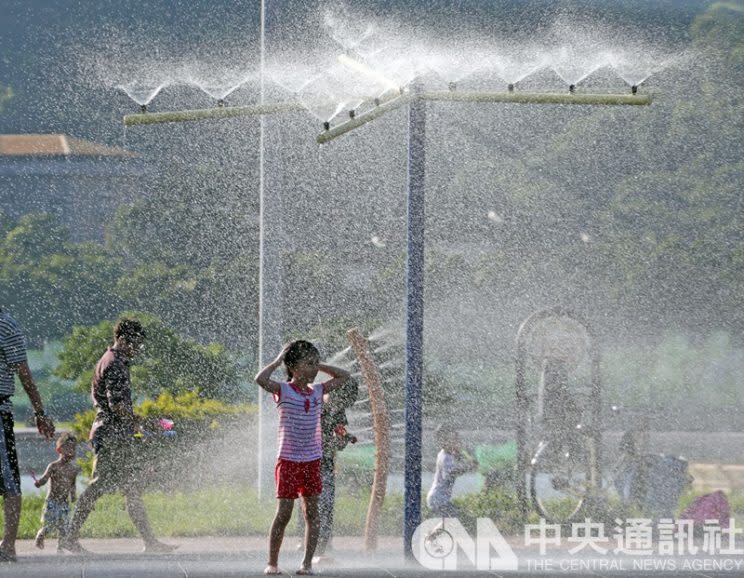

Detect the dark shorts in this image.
[275,458,322,499]
[89,436,145,493]
[0,412,21,497]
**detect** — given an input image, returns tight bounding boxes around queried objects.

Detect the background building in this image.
[0,133,146,240]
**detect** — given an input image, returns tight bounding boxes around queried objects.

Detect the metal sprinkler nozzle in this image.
[217,99,225,107]
[322,121,330,131]
[448,82,457,92]
[349,109,356,119]
[631,85,638,95]
[140,104,147,113]
[507,84,514,93]
[569,84,576,94]
[374,97,381,106]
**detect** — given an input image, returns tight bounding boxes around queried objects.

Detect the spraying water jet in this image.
[117,46,656,561]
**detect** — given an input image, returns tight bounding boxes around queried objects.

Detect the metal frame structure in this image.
[121,65,650,558]
[513,306,601,518]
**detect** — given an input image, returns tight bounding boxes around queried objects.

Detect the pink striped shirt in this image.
[274,382,324,462]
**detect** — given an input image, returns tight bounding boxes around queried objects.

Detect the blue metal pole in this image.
[403,87,426,559]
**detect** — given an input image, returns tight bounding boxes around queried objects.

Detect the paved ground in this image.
[2,535,744,577]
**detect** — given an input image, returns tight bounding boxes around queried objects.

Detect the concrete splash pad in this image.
[4,535,744,577]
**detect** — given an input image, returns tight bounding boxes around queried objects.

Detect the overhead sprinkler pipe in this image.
[316,92,413,143]
[421,90,651,106]
[317,90,651,144]
[123,102,306,126]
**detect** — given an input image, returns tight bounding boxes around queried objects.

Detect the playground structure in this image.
[119,40,653,556]
[347,328,390,551]
[514,307,601,518]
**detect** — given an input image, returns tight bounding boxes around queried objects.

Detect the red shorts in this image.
[275,458,322,499]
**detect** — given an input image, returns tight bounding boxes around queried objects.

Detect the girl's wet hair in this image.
[284,339,320,379]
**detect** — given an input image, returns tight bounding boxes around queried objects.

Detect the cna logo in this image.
[412,518,519,571]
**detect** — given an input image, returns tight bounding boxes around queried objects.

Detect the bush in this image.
[455,487,528,536]
[71,391,256,483]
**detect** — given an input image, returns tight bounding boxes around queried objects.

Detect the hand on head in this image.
[274,344,291,365]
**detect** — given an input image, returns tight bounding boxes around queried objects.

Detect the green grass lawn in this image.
[15,487,276,539]
[11,485,744,540]
[11,486,404,539]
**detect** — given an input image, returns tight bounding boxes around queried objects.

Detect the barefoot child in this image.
[34,433,80,550]
[255,340,351,576]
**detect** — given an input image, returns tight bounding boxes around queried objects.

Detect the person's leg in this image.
[294,500,305,548]
[0,413,22,560]
[122,489,176,552]
[0,496,21,558]
[58,506,70,541]
[35,502,56,550]
[123,490,155,542]
[267,498,294,571]
[299,495,320,572]
[34,524,47,549]
[315,458,335,556]
[62,445,114,551]
[62,480,107,551]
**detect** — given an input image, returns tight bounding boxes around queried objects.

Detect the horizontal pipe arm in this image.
[421,90,651,106]
[123,102,306,126]
[316,93,413,144]
[316,90,651,143]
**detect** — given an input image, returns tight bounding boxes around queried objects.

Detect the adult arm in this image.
[451,449,478,476]
[17,362,55,439]
[319,363,351,394]
[104,363,136,422]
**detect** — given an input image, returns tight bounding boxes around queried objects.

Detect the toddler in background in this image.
[34,432,80,550]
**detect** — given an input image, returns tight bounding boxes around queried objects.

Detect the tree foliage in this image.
[55,312,245,402]
[105,161,260,350]
[0,213,122,344]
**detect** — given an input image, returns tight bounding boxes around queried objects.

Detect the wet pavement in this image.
[2,535,744,577]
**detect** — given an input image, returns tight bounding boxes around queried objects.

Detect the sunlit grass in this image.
[12,486,744,540]
[11,486,405,539]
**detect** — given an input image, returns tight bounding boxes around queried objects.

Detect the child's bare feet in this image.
[296,565,315,575]
[263,564,282,575]
[34,529,45,550]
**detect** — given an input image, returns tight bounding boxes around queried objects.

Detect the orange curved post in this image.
[347,327,390,551]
